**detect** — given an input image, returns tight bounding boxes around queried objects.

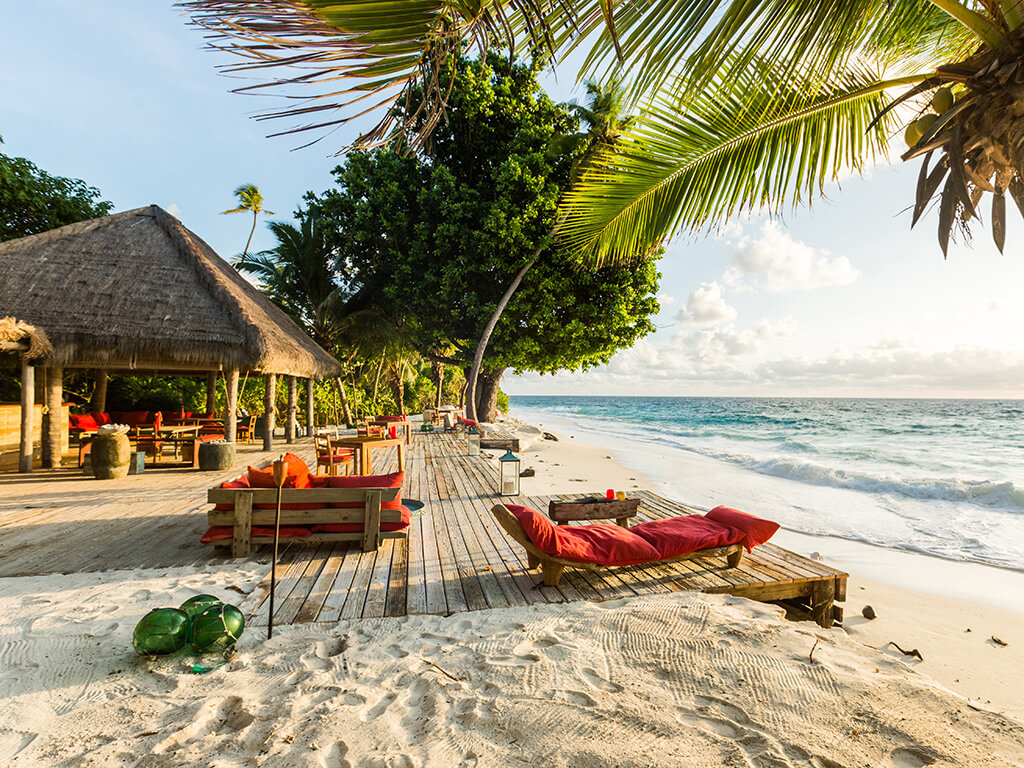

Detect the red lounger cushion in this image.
[554,524,661,566]
[201,525,312,544]
[506,504,559,555]
[631,516,745,560]
[705,506,780,552]
[507,504,661,566]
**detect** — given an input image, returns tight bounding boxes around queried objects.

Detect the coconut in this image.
[932,87,954,114]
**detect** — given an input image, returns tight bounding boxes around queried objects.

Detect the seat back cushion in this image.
[554,524,661,566]
[70,414,99,431]
[323,471,404,511]
[91,412,112,426]
[705,506,780,551]
[631,515,745,560]
[506,504,559,555]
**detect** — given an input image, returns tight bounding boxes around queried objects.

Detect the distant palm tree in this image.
[221,184,273,256]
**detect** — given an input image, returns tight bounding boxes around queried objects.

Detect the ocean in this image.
[510,396,1024,571]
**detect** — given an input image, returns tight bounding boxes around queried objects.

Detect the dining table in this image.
[335,435,406,476]
[370,419,412,444]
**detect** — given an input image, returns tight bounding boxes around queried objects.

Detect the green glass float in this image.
[186,603,245,654]
[133,608,190,657]
[179,594,223,617]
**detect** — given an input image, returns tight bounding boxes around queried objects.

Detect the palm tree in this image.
[187,1,1024,259]
[222,184,273,256]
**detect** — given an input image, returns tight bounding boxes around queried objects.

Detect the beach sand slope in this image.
[2,566,1023,767]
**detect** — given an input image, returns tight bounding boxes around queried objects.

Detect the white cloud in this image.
[680,320,792,365]
[727,221,858,292]
[675,282,736,325]
[657,293,676,307]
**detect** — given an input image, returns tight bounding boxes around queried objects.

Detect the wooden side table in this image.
[336,436,406,475]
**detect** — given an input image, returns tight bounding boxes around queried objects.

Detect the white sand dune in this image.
[2,565,1023,767]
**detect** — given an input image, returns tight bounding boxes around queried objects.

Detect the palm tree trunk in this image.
[465,256,537,420]
[432,361,445,409]
[243,213,257,256]
[333,377,354,427]
[372,354,385,404]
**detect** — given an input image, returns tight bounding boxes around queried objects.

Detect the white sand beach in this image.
[2,419,1024,766]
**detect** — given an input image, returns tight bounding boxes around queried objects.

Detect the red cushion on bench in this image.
[311,507,412,534]
[506,504,559,555]
[553,524,661,566]
[201,525,312,544]
[631,515,745,560]
[69,414,98,431]
[705,506,780,552]
[322,471,405,511]
[247,451,311,490]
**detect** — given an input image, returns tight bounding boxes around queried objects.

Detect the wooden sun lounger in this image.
[490,502,744,587]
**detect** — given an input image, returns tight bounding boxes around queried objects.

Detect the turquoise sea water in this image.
[510,396,1024,571]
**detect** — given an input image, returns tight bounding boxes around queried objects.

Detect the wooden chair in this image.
[315,434,354,476]
[133,426,165,463]
[236,414,256,444]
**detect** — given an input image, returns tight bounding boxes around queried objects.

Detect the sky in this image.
[3,2,1023,399]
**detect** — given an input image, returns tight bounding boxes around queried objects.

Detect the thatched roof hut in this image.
[0,317,53,362]
[0,205,338,465]
[0,205,339,378]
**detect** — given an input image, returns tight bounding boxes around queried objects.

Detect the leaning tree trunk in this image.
[333,377,354,427]
[474,367,506,423]
[432,361,445,409]
[465,257,537,421]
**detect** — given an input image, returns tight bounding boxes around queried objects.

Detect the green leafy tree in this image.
[222,183,273,256]
[188,1,1024,259]
[313,58,661,419]
[0,150,112,241]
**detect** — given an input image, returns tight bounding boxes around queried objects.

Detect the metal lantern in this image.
[467,428,481,456]
[498,450,521,496]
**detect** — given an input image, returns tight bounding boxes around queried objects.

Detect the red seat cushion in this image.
[322,471,404,510]
[631,515,745,560]
[375,415,405,422]
[705,506,780,551]
[201,525,312,544]
[69,414,98,431]
[553,524,661,566]
[506,504,559,555]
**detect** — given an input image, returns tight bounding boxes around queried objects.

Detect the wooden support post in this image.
[306,378,314,437]
[206,372,217,416]
[286,375,297,444]
[810,579,836,629]
[526,553,540,570]
[42,366,63,468]
[263,373,276,451]
[541,561,564,587]
[19,358,34,473]
[225,368,239,443]
[232,492,253,558]
[90,369,107,413]
[362,490,382,551]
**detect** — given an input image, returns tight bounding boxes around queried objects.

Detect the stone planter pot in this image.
[198,441,236,471]
[91,431,131,479]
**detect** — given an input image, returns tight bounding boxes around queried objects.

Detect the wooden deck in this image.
[0,431,847,627]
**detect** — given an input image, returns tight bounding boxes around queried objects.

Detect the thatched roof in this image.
[0,206,340,378]
[0,316,53,362]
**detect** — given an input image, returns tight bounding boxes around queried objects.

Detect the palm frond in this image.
[558,58,928,265]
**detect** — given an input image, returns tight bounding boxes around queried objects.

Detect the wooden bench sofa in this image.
[203,453,411,557]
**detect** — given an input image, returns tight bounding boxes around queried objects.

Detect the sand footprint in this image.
[561,689,597,708]
[890,748,937,768]
[318,740,352,768]
[360,692,397,722]
[580,667,622,693]
[384,644,409,659]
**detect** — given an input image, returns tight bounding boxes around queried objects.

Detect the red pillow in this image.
[247,452,311,489]
[506,504,559,555]
[70,414,98,431]
[631,515,745,560]
[705,506,779,552]
[376,415,404,422]
[553,524,661,566]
